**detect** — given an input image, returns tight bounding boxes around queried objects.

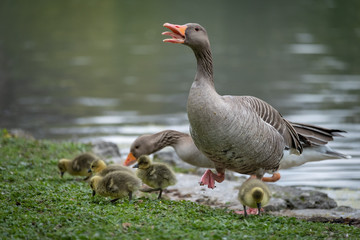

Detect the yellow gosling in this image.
[88,159,134,176]
[58,153,98,180]
[238,178,271,217]
[133,155,177,199]
[90,171,141,202]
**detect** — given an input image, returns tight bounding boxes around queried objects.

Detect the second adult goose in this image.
[162,23,350,188]
[124,129,349,176]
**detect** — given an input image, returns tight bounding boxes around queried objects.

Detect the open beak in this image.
[162,23,187,44]
[124,152,137,166]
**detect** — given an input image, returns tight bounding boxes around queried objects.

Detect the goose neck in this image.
[193,47,214,86]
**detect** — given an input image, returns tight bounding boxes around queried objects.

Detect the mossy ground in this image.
[1,129,359,239]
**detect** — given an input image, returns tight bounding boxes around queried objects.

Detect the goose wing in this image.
[240,96,303,154]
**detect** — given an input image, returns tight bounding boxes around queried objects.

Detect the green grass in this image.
[1,129,359,239]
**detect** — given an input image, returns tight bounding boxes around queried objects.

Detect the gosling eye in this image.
[135,145,139,149]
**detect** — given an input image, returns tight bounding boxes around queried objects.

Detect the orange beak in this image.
[124,152,137,166]
[162,23,187,44]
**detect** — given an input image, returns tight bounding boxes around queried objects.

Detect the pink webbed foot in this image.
[199,169,225,189]
[234,208,263,215]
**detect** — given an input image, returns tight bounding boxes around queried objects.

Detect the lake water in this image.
[1,1,359,192]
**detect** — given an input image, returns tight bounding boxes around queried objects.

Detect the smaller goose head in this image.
[250,187,264,204]
[58,159,69,178]
[89,176,101,197]
[132,155,152,169]
[125,135,153,166]
[162,23,210,50]
[88,159,106,174]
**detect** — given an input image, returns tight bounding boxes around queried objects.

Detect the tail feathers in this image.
[323,149,351,159]
[290,122,346,147]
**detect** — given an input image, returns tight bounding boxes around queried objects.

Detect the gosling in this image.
[238,178,271,217]
[88,159,134,177]
[133,155,177,199]
[58,153,98,180]
[90,171,141,202]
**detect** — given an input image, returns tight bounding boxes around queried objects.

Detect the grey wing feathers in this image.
[244,96,303,154]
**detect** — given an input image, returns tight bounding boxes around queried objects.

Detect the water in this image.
[1,1,359,191]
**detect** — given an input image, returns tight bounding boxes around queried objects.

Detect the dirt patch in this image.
[307,216,360,228]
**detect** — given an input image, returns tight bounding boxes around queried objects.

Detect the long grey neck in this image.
[152,130,188,152]
[193,47,214,87]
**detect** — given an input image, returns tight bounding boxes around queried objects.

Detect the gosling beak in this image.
[124,152,137,166]
[60,172,64,178]
[162,23,187,44]
[92,190,96,197]
[132,163,139,169]
[88,168,92,173]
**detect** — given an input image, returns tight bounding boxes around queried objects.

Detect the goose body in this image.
[162,22,350,187]
[90,171,141,202]
[133,155,177,199]
[238,178,271,217]
[89,159,134,177]
[58,153,98,179]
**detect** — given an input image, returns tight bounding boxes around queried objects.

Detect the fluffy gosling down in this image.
[58,153,98,180]
[90,171,141,203]
[133,155,177,199]
[238,178,271,217]
[88,159,134,177]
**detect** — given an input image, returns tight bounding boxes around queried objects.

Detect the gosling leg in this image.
[110,198,120,203]
[83,175,92,181]
[243,205,248,217]
[128,191,133,202]
[157,189,163,199]
[257,202,262,216]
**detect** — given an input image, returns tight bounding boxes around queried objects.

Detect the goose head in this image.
[58,159,69,178]
[132,155,152,169]
[124,135,154,166]
[88,159,106,174]
[249,187,264,203]
[162,23,210,50]
[89,176,101,196]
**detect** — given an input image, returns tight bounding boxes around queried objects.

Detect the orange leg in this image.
[261,172,281,182]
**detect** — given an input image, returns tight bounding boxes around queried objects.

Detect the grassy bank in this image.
[0,130,359,239]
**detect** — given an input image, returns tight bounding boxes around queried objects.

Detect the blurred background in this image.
[0,0,359,199]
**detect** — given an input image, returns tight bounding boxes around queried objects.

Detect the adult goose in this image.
[162,23,350,188]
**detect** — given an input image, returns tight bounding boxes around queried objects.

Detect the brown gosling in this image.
[238,178,271,217]
[88,159,134,177]
[90,171,141,203]
[58,153,98,180]
[133,155,177,199]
